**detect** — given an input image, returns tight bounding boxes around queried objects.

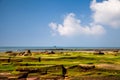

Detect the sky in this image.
[0,0,120,47]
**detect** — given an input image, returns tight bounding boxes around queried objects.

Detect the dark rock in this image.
[8,57,11,63]
[94,51,104,55]
[50,51,55,54]
[0,75,8,80]
[79,64,95,71]
[23,50,32,56]
[19,50,32,56]
[45,51,55,54]
[38,57,41,62]
[18,72,29,79]
[18,52,25,56]
[8,53,18,56]
[5,51,13,53]
[26,50,31,53]
[61,65,67,77]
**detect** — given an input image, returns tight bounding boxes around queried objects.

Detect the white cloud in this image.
[49,13,105,37]
[49,22,58,36]
[49,0,120,37]
[91,0,120,28]
[82,23,105,35]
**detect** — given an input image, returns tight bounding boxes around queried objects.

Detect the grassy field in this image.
[0,51,120,79]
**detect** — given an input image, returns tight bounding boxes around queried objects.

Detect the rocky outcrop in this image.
[18,72,29,79]
[24,50,32,56]
[18,50,32,56]
[5,51,13,53]
[78,64,95,71]
[94,51,104,55]
[45,51,55,54]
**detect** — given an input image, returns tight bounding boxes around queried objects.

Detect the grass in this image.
[0,51,120,78]
[67,66,120,77]
[0,64,15,71]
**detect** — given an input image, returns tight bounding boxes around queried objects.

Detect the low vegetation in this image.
[0,50,120,79]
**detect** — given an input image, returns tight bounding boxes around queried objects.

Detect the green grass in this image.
[0,51,120,78]
[0,64,15,71]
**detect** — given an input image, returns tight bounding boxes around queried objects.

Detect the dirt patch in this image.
[96,64,120,70]
[70,76,120,80]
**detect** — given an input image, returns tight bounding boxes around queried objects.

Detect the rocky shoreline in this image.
[0,50,120,80]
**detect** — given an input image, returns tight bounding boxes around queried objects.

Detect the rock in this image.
[27,77,40,80]
[64,76,70,80]
[61,65,67,77]
[0,72,11,80]
[8,57,11,63]
[5,51,18,56]
[18,52,25,56]
[38,57,41,62]
[18,72,29,79]
[66,65,78,69]
[26,50,31,53]
[50,51,55,54]
[23,50,32,56]
[0,75,8,80]
[5,51,13,53]
[45,51,55,54]
[78,64,95,71]
[94,51,104,55]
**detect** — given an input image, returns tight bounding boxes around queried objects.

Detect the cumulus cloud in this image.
[49,13,105,37]
[49,0,120,37]
[91,0,120,28]
[49,22,58,36]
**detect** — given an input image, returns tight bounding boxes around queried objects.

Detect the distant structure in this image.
[53,46,57,48]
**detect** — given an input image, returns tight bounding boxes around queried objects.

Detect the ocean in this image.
[0,47,120,52]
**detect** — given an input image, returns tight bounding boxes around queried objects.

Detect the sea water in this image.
[0,46,120,52]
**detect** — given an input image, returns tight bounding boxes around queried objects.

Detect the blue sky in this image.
[0,0,120,47]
